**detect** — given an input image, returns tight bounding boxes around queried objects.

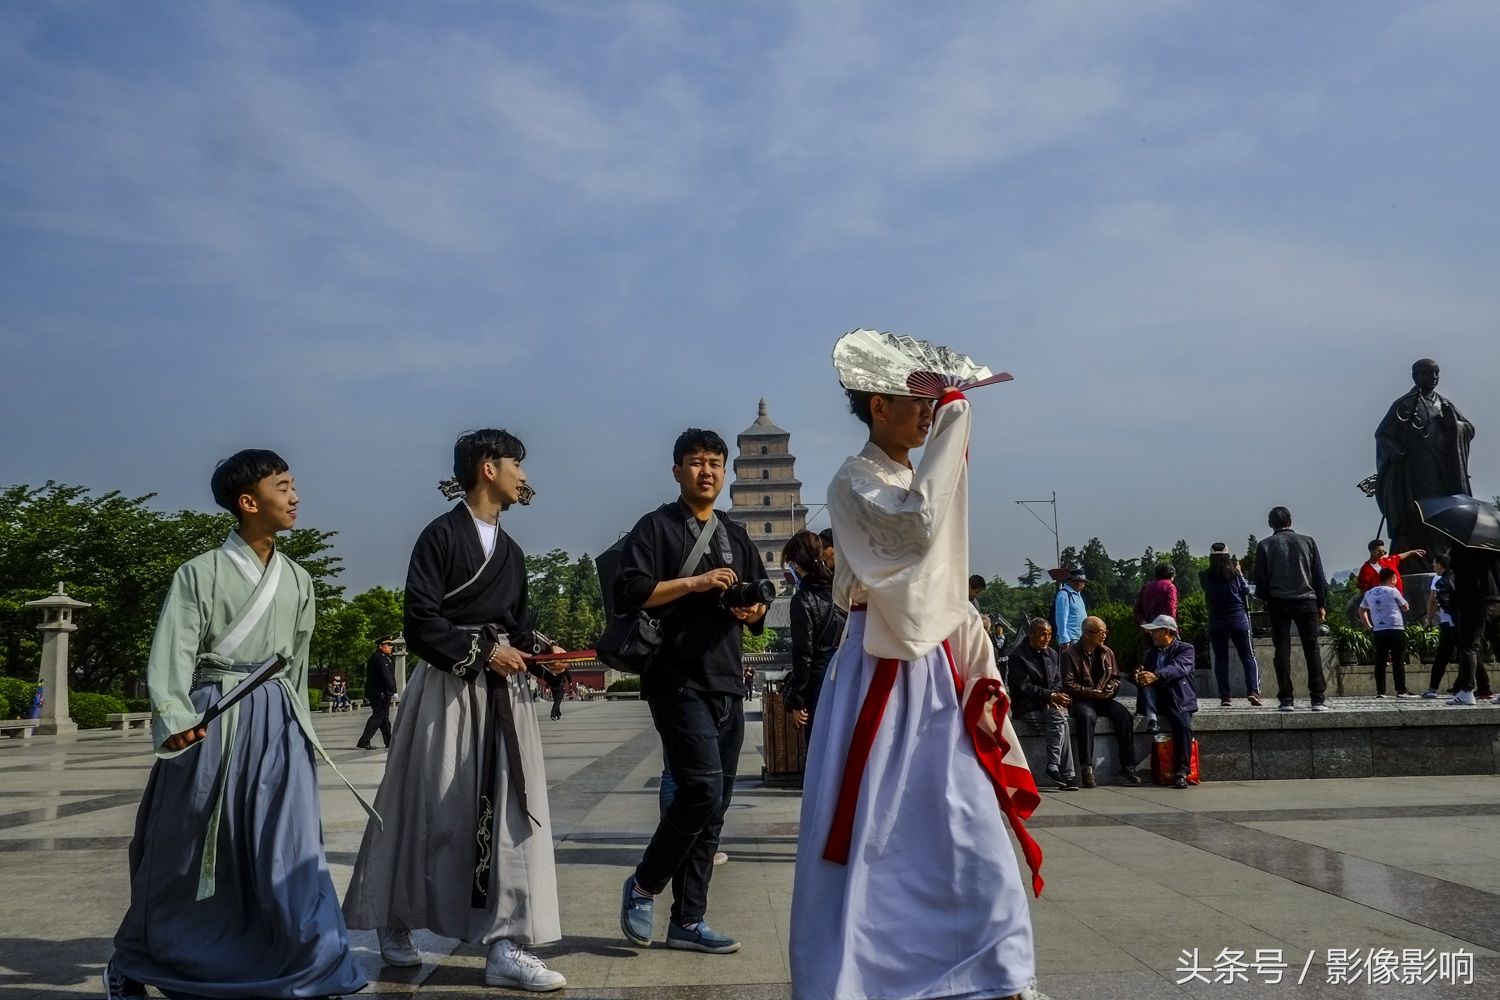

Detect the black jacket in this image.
[1451,545,1500,608]
[1253,528,1328,607]
[365,651,397,700]
[786,578,844,714]
[1008,640,1063,716]
[614,499,770,696]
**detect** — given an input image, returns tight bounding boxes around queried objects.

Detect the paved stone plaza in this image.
[4,699,1500,1000]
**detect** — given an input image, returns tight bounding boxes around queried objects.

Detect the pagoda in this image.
[727,399,808,583]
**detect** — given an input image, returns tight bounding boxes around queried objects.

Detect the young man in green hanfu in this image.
[105,450,370,1000]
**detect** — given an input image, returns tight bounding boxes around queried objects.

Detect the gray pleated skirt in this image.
[112,680,366,999]
[341,663,560,945]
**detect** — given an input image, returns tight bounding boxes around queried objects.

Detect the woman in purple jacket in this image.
[1199,550,1263,707]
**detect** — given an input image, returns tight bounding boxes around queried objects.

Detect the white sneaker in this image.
[713,851,729,866]
[485,939,566,992]
[378,927,421,967]
[1446,690,1478,706]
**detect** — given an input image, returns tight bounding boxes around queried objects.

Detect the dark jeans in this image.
[1209,618,1261,698]
[1068,698,1138,771]
[1429,621,1488,692]
[1371,629,1408,695]
[1163,705,1195,777]
[635,686,744,924]
[1429,622,1458,691]
[1135,684,1157,719]
[358,694,392,747]
[1267,598,1327,703]
[1454,602,1500,693]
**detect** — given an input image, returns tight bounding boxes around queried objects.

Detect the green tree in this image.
[1078,538,1116,607]
[1017,560,1044,588]
[1170,539,1201,600]
[1,483,351,693]
[350,586,404,643]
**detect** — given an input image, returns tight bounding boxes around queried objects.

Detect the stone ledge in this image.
[1014,698,1500,782]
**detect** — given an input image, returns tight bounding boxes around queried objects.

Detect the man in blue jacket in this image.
[1053,569,1087,650]
[1134,615,1198,789]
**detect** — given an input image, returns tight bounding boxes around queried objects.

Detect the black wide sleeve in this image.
[614,511,667,616]
[404,519,491,682]
[740,532,771,637]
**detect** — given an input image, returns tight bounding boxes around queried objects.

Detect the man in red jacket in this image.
[1356,539,1427,595]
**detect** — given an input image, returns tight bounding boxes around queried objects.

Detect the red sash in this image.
[821,628,1045,897]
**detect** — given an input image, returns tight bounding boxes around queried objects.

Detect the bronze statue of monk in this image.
[1374,358,1475,559]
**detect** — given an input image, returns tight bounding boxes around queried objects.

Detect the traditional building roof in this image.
[738,398,789,438]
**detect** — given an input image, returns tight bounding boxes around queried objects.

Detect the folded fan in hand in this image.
[832,328,1014,399]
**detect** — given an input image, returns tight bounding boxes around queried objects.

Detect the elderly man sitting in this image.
[1008,617,1080,791]
[1062,616,1143,787]
[1135,615,1199,789]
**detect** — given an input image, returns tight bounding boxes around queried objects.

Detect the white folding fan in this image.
[832,328,1013,398]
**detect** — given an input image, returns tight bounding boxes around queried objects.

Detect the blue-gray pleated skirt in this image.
[112,679,366,999]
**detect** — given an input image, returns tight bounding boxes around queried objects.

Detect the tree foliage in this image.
[524,549,606,651]
[2,483,353,692]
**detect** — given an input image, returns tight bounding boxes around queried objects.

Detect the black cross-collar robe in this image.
[404,503,538,678]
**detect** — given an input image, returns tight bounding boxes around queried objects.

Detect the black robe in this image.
[404,503,538,679]
[403,502,541,903]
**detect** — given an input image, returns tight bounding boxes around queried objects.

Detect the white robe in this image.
[791,397,1042,1000]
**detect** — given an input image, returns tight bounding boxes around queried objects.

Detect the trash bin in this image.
[761,688,809,787]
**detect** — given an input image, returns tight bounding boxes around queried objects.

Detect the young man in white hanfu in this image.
[106,450,368,1000]
[790,382,1045,1000]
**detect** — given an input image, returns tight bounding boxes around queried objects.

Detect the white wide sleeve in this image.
[829,398,974,661]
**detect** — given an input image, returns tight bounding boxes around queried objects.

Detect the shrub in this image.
[1092,601,1143,667]
[124,698,150,713]
[0,693,9,719]
[1176,593,1209,652]
[308,689,323,711]
[0,678,39,719]
[1405,623,1440,661]
[71,692,127,730]
[1329,623,1373,665]
[607,676,641,693]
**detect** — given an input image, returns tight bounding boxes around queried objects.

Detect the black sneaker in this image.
[103,960,146,1000]
[1044,768,1080,791]
[1172,773,1189,789]
[1119,765,1143,786]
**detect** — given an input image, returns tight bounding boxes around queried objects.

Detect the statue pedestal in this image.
[1403,572,1436,624]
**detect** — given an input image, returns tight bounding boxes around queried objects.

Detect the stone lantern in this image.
[391,634,409,695]
[24,583,90,736]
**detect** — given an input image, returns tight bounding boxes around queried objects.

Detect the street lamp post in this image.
[1014,492,1062,577]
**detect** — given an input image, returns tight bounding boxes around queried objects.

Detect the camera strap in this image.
[679,512,721,579]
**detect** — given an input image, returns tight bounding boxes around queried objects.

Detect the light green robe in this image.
[145,531,373,896]
[147,531,315,754]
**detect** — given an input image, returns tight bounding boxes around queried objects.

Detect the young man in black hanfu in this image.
[343,429,565,992]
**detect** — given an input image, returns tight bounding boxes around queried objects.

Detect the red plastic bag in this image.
[1152,733,1200,785]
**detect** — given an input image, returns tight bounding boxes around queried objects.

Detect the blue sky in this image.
[3,1,1498,593]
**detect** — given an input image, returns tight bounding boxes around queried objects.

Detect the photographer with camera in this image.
[614,428,771,956]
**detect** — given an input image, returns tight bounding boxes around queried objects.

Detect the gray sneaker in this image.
[620,875,654,946]
[667,920,742,954]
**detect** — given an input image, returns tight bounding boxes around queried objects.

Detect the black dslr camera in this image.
[721,579,776,610]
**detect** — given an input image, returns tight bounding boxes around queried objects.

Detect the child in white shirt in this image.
[1360,567,1411,697]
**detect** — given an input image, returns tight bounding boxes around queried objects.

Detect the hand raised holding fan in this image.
[832,329,1013,399]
